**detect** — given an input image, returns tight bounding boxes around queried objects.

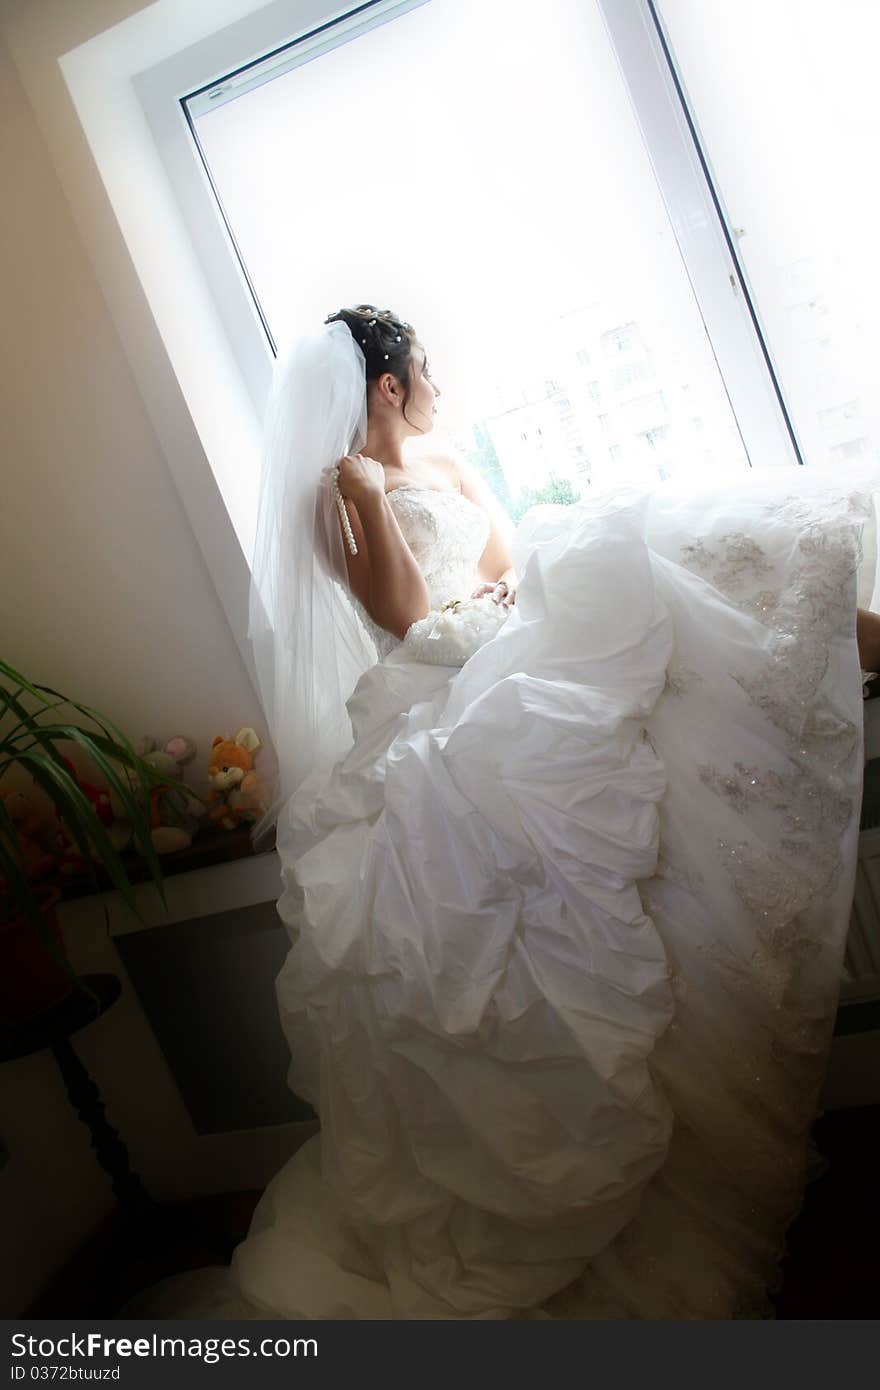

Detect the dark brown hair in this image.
[325,304,426,431]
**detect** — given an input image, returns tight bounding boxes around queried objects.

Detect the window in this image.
[621,393,666,430]
[166,0,758,512]
[832,438,868,463]
[601,324,641,358]
[643,426,670,449]
[818,401,861,433]
[60,0,853,649]
[613,361,650,393]
[656,0,880,472]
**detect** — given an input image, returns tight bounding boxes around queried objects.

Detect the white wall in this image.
[0,3,275,1316]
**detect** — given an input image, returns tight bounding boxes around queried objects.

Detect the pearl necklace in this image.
[331,468,358,557]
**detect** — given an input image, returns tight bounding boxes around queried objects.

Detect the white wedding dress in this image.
[142,470,874,1320]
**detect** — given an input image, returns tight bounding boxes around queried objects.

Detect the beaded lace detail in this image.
[351,488,491,658]
[668,492,865,1026]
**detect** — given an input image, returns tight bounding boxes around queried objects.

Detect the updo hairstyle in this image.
[325,304,423,429]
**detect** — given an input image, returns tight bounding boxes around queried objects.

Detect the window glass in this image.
[189,0,753,506]
[658,0,880,473]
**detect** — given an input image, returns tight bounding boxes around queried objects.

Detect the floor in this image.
[771,1104,879,1319]
[21,1104,880,1321]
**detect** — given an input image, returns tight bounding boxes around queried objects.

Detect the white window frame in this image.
[596,0,803,470]
[133,0,429,421]
[130,0,805,467]
[53,0,806,666]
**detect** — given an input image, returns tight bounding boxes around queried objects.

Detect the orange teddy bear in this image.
[206,727,269,831]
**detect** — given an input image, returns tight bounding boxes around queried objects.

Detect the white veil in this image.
[248,321,376,839]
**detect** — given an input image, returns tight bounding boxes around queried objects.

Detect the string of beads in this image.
[331,467,358,557]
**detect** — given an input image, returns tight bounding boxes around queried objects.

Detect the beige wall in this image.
[0,22,260,749]
[0,9,271,1316]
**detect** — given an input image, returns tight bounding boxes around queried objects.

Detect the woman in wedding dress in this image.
[201,305,876,1321]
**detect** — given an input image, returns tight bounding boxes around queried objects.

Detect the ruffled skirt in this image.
[230,471,871,1319]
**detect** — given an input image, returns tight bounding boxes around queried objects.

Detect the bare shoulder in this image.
[419,452,462,489]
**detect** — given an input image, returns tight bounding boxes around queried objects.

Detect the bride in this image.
[222,304,875,1320]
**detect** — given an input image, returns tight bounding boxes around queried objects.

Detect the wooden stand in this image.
[3,973,234,1313]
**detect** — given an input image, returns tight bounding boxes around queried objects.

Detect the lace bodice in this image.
[355,487,491,657]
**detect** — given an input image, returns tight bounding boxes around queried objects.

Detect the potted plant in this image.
[0,658,177,1028]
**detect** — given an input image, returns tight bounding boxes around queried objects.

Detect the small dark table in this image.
[1,973,156,1219]
[5,974,235,1313]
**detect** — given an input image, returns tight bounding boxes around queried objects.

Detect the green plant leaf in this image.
[0,665,144,777]
[0,689,69,743]
[14,752,146,919]
[0,684,26,735]
[32,681,143,765]
[0,690,77,791]
[0,819,71,978]
[1,721,174,789]
[0,663,202,927]
[58,727,167,907]
[15,753,104,901]
[0,660,56,708]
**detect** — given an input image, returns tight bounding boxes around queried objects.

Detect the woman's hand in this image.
[334,453,386,508]
[471,579,516,609]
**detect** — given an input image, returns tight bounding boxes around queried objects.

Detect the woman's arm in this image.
[452,454,517,589]
[336,455,431,640]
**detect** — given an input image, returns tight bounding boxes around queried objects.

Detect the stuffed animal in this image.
[61,757,113,827]
[130,736,207,855]
[206,728,269,831]
[53,758,126,873]
[1,790,56,881]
